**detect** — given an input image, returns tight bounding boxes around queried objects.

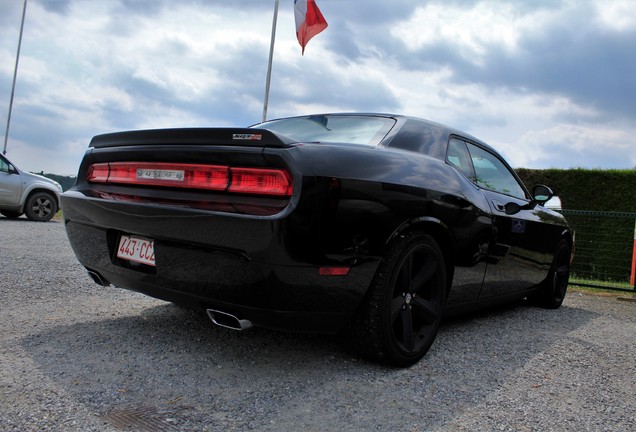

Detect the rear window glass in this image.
[256,115,396,146]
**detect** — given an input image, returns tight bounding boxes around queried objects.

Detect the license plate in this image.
[117,235,156,266]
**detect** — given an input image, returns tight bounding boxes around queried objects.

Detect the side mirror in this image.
[502,185,555,215]
[7,164,18,174]
[532,185,554,205]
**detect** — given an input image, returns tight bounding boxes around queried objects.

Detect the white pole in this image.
[3,0,28,155]
[262,0,279,123]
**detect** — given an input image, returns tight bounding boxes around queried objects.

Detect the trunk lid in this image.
[89,128,298,149]
[72,128,299,217]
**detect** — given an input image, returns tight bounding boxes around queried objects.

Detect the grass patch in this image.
[569,278,635,295]
[570,277,633,290]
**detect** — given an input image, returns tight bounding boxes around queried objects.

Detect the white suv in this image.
[0,154,63,222]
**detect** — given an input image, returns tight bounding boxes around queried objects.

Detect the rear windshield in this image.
[256,115,396,146]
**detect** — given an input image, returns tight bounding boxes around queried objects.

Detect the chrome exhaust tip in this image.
[86,269,110,287]
[206,309,253,331]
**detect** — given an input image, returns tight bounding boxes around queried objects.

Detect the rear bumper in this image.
[62,192,379,333]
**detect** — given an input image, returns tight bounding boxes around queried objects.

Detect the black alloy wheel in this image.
[529,240,571,309]
[25,192,58,222]
[348,231,446,367]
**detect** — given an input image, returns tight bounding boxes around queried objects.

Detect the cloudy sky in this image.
[1,0,635,175]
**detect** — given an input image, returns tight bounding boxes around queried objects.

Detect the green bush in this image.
[516,168,636,212]
[516,168,636,284]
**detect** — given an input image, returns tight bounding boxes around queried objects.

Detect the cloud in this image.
[390,1,636,121]
[517,123,636,168]
[392,2,532,61]
[595,0,636,31]
[0,0,635,174]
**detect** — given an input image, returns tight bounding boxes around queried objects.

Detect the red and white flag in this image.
[294,0,328,55]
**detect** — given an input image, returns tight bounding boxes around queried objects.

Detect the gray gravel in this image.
[1,217,635,431]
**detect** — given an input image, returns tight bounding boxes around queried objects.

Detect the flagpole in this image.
[3,0,27,155]
[262,0,279,123]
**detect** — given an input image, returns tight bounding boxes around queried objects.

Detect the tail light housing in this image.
[87,162,292,197]
[229,167,292,196]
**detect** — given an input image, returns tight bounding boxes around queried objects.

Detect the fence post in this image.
[631,219,636,286]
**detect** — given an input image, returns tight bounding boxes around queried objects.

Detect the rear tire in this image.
[1,210,23,219]
[346,232,446,367]
[529,240,570,309]
[25,192,58,222]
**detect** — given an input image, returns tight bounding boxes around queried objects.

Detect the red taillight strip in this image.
[229,167,293,196]
[88,162,228,190]
[87,163,109,182]
[87,162,292,197]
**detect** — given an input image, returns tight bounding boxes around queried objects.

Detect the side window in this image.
[465,143,527,199]
[446,138,475,180]
[0,158,9,173]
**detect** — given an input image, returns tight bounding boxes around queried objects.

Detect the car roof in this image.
[257,112,503,162]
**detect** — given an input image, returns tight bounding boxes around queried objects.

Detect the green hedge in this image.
[516,168,636,212]
[38,173,76,192]
[516,168,635,284]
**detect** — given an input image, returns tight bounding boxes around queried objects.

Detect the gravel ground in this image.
[1,217,635,432]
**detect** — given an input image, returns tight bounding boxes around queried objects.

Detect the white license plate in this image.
[117,235,156,266]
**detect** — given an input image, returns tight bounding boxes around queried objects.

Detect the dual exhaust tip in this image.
[206,308,253,331]
[86,269,253,332]
[87,270,110,287]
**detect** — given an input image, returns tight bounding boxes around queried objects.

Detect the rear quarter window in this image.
[387,120,446,159]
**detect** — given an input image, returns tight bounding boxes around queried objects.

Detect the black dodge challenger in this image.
[62,113,573,366]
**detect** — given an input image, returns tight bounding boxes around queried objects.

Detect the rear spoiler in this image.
[89,128,298,149]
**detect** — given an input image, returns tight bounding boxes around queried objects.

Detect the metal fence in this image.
[560,210,636,293]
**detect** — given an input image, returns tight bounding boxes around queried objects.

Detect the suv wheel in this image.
[25,192,58,222]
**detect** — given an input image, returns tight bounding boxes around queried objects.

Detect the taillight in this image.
[87,162,292,197]
[113,162,229,190]
[229,167,292,196]
[87,163,109,182]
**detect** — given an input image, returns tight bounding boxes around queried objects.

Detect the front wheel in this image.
[25,191,58,222]
[529,240,571,309]
[347,232,446,367]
